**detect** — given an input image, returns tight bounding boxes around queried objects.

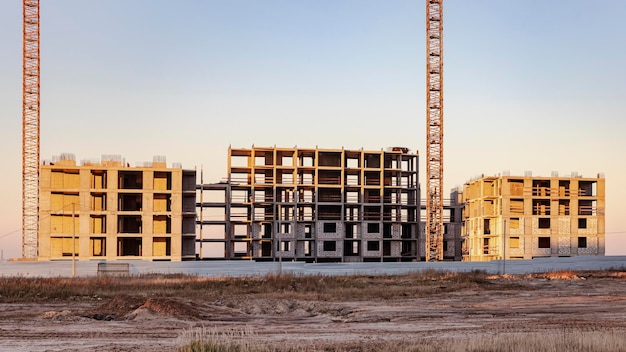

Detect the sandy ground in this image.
[1,273,625,351]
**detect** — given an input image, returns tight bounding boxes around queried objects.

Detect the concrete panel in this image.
[391,224,402,239]
[578,237,598,255]
[558,217,571,235]
[558,237,571,256]
[578,218,598,235]
[317,240,342,258]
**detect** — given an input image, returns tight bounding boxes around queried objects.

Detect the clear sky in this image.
[1,0,625,259]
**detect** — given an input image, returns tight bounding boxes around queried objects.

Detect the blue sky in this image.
[1,1,625,259]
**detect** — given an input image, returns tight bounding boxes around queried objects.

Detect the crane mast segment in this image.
[425,0,444,261]
[23,0,40,258]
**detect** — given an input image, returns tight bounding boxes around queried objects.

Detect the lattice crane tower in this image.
[22,0,40,258]
[425,0,444,261]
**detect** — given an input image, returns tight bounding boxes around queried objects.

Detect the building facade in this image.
[39,154,196,261]
[197,146,420,262]
[419,188,463,261]
[461,174,605,261]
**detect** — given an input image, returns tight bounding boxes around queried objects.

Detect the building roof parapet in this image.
[42,153,186,170]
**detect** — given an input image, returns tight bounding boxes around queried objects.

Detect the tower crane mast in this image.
[22,0,40,258]
[425,0,444,261]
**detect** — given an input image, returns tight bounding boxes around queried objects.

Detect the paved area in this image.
[1,256,625,277]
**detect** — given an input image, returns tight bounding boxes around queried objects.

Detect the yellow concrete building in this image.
[461,174,605,261]
[39,154,196,261]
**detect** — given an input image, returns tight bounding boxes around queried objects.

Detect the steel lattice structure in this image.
[22,0,40,258]
[425,0,444,261]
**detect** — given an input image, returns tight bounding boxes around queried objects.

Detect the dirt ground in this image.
[1,272,625,351]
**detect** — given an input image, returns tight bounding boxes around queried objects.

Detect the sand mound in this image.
[87,295,145,321]
[128,297,202,320]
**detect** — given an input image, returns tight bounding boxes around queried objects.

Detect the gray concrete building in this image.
[197,146,420,262]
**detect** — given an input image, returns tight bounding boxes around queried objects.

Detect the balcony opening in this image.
[401,224,412,239]
[343,240,359,256]
[483,219,491,235]
[345,223,357,239]
[318,170,341,185]
[382,241,391,256]
[91,193,107,211]
[365,189,380,203]
[319,188,341,202]
[90,215,106,234]
[119,171,143,189]
[367,240,380,251]
[261,242,272,256]
[538,237,551,249]
[91,170,107,189]
[578,200,596,216]
[367,223,380,233]
[578,181,596,196]
[538,218,551,229]
[364,153,381,168]
[119,193,142,211]
[532,180,551,196]
[90,237,106,256]
[233,241,248,257]
[319,205,341,220]
[558,180,570,196]
[118,237,142,256]
[323,241,336,252]
[323,223,336,233]
[118,215,142,233]
[383,223,392,238]
[318,152,341,167]
[532,199,551,216]
[297,151,315,167]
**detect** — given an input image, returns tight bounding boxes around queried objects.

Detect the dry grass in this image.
[2,269,625,350]
[176,327,626,352]
[0,269,623,304]
[0,269,525,303]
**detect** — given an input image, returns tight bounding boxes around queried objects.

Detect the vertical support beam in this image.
[22,0,40,258]
[425,0,444,261]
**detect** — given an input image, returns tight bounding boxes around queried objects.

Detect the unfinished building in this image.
[461,174,605,261]
[197,146,420,262]
[419,188,463,261]
[38,154,196,261]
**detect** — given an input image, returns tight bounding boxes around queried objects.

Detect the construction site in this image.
[4,2,625,351]
[17,0,607,264]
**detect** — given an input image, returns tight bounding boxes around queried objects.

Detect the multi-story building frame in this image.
[39,154,196,261]
[419,188,463,261]
[461,174,605,261]
[197,146,420,262]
